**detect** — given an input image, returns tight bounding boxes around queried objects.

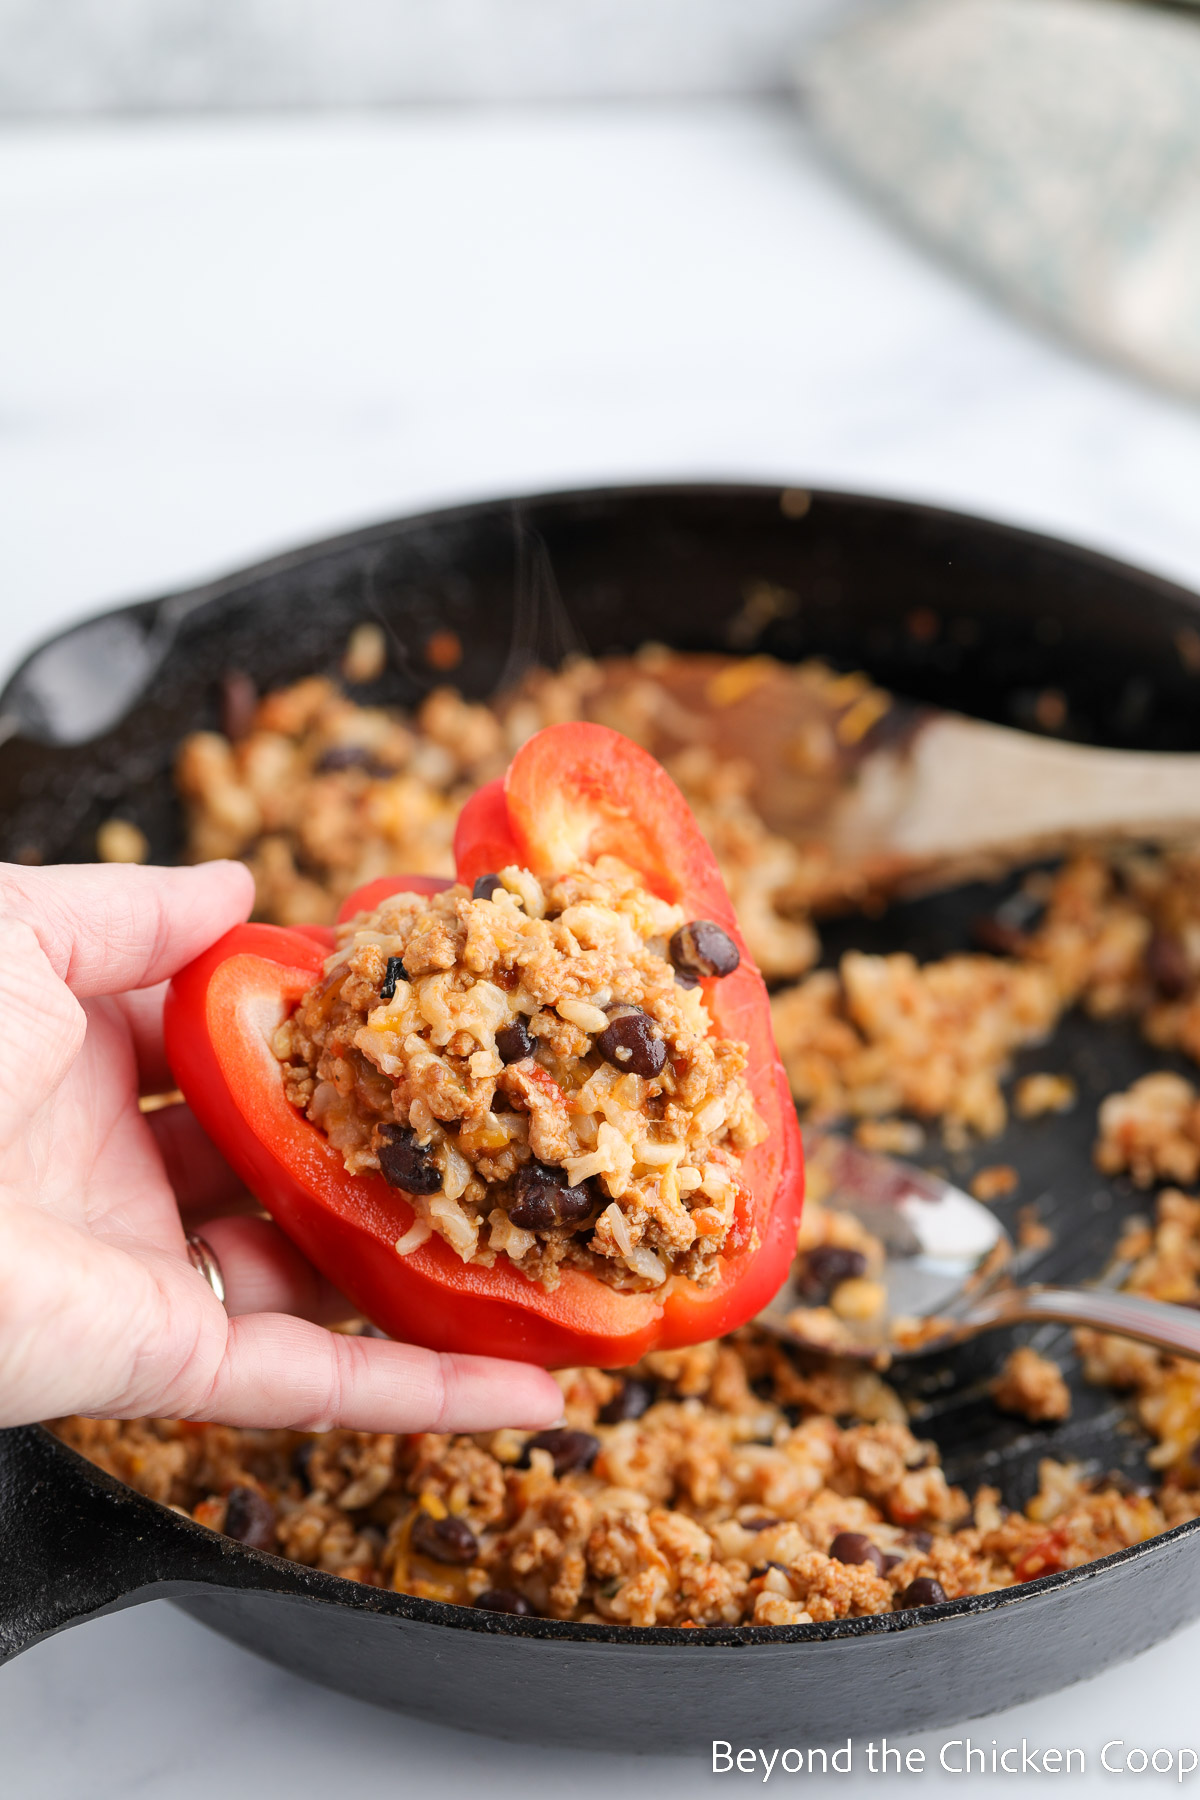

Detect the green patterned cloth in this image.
[805,0,1200,398]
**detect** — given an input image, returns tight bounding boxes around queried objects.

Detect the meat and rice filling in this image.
[273,857,765,1292]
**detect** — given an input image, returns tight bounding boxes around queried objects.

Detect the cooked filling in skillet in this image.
[55,1297,1199,1627]
[67,641,1200,1625]
[274,866,763,1291]
[170,651,846,979]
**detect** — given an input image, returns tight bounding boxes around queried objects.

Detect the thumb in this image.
[0,860,254,998]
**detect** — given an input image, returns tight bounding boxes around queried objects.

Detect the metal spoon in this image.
[755,1130,1200,1363]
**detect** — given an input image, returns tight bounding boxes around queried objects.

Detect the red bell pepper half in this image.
[165,722,804,1367]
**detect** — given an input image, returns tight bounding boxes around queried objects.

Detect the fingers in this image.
[112,982,175,1093]
[0,860,254,998]
[195,1215,352,1323]
[180,1215,564,1429]
[145,1100,249,1217]
[0,917,87,1121]
[0,1187,562,1436]
[187,1314,565,1434]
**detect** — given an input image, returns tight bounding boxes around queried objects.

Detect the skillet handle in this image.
[0,1425,308,1665]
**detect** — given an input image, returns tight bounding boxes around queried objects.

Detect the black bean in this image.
[742,1516,785,1532]
[220,669,258,742]
[897,1577,948,1609]
[882,1553,903,1574]
[223,1486,277,1552]
[316,744,378,775]
[378,1123,442,1195]
[674,968,702,990]
[971,915,1025,958]
[669,919,740,980]
[598,1377,655,1424]
[291,1441,317,1491]
[795,1244,868,1304]
[750,1561,793,1578]
[410,1511,479,1564]
[596,1007,666,1078]
[495,1018,535,1064]
[475,1587,532,1616]
[1147,931,1190,999]
[907,1530,933,1553]
[519,1428,600,1476]
[379,955,407,1002]
[473,873,504,901]
[828,1531,886,1575]
[508,1162,595,1232]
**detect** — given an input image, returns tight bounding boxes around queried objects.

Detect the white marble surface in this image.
[3,103,1200,672]
[0,0,865,113]
[3,101,1200,1791]
[6,1600,1200,1796]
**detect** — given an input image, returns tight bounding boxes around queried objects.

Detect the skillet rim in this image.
[3,477,1200,721]
[11,479,1200,1651]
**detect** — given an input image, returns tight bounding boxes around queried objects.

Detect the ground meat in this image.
[272,862,765,1292]
[1076,1187,1200,1472]
[54,1107,1200,1622]
[1096,1072,1200,1189]
[53,1323,1191,1627]
[176,652,1200,1140]
[991,1347,1072,1423]
[1014,1072,1077,1119]
[769,952,1060,1147]
[970,1165,1019,1203]
[174,651,827,980]
[88,649,1200,1628]
[768,848,1200,1151]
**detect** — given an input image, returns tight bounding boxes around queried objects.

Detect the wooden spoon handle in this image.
[830,715,1200,892]
[579,652,1200,900]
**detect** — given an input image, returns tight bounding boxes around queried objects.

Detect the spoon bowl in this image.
[757,1130,1200,1365]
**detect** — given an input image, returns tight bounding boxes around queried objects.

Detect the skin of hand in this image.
[0,860,563,1434]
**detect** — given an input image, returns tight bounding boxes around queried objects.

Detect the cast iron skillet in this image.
[2,483,1200,1751]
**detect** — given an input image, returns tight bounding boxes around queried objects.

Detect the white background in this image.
[3,101,1200,1792]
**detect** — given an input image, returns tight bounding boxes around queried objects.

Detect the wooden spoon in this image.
[583,652,1200,903]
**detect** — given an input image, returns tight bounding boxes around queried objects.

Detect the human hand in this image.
[0,861,563,1433]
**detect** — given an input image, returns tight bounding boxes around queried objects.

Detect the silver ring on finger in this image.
[186,1232,227,1308]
